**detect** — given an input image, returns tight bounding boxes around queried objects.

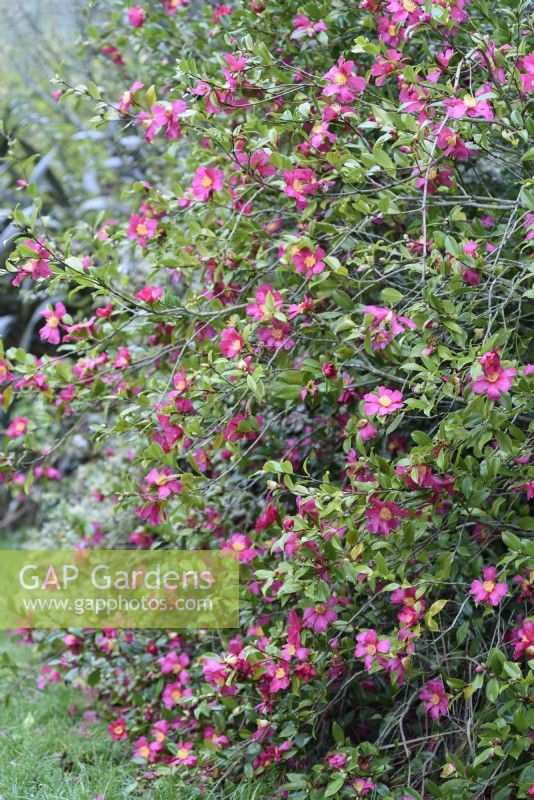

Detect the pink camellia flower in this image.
[470,566,508,606]
[6,416,28,438]
[512,619,534,660]
[13,238,52,287]
[363,386,404,416]
[143,100,187,141]
[308,121,337,151]
[436,125,474,159]
[419,677,448,720]
[162,681,191,709]
[463,240,478,257]
[108,718,128,740]
[391,586,426,627]
[280,609,309,661]
[355,629,391,670]
[222,533,259,563]
[172,741,197,767]
[352,778,377,796]
[224,412,262,443]
[295,661,316,682]
[133,736,161,762]
[158,651,190,679]
[144,467,182,499]
[257,321,294,350]
[292,13,326,36]
[135,500,164,526]
[303,597,338,633]
[327,753,348,769]
[127,213,158,247]
[192,167,224,201]
[322,362,337,379]
[202,656,230,688]
[222,53,248,88]
[127,6,146,26]
[134,285,162,303]
[371,329,393,349]
[255,503,278,532]
[158,418,184,445]
[152,720,170,743]
[246,283,283,320]
[267,660,291,692]
[292,245,326,278]
[371,49,404,86]
[40,302,67,345]
[119,80,144,114]
[355,419,377,441]
[387,0,423,24]
[235,148,276,177]
[517,53,534,93]
[287,295,314,319]
[219,327,244,358]
[170,370,189,397]
[364,306,416,334]
[282,168,318,209]
[366,495,408,535]
[62,315,98,342]
[444,84,494,120]
[322,57,366,103]
[414,165,454,194]
[113,347,131,369]
[471,349,516,400]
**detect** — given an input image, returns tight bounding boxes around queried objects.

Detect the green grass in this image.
[0,634,273,800]
[0,634,143,799]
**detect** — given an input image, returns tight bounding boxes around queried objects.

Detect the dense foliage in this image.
[1,0,533,797]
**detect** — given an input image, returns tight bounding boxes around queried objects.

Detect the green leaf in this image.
[515,517,534,531]
[485,677,500,703]
[380,287,404,305]
[502,530,522,550]
[332,721,344,744]
[372,145,394,171]
[425,599,448,631]
[324,776,344,798]
[502,661,522,680]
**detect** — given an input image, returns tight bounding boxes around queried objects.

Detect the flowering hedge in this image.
[1,0,534,797]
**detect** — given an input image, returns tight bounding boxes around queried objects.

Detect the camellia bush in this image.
[1,0,533,797]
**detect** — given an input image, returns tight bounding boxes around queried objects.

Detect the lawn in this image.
[0,633,147,799]
[0,634,270,800]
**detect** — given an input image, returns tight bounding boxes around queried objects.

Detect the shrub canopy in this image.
[1,0,533,797]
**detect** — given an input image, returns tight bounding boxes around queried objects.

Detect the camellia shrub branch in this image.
[1,0,533,797]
